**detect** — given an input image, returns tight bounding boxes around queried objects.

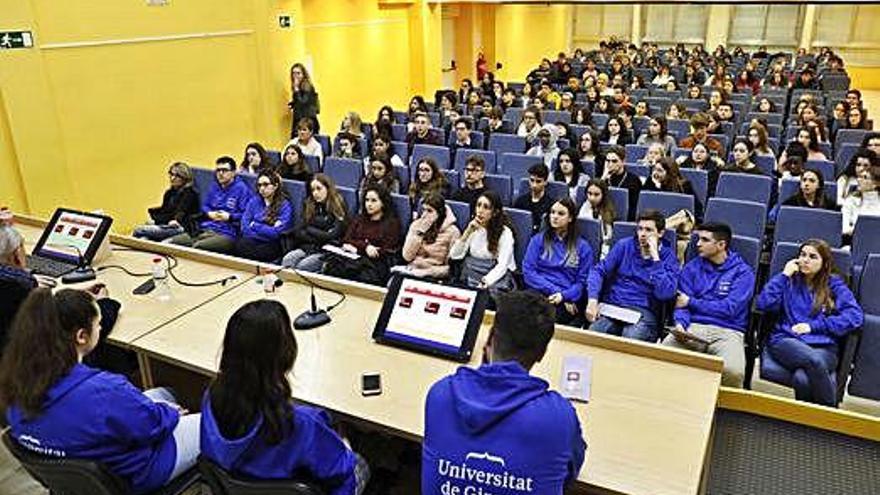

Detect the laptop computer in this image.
[27,208,113,277]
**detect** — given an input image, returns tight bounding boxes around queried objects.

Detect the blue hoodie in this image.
[674,251,755,332]
[756,273,863,346]
[200,175,253,238]
[523,233,593,303]
[6,364,179,495]
[240,197,294,243]
[422,361,586,495]
[587,236,679,311]
[200,394,356,495]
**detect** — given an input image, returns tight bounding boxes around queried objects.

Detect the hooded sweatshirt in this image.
[523,232,593,303]
[6,364,179,495]
[200,175,253,238]
[526,124,560,168]
[240,196,294,243]
[674,252,755,332]
[587,236,679,312]
[402,206,461,278]
[756,273,863,346]
[422,361,586,495]
[200,394,356,495]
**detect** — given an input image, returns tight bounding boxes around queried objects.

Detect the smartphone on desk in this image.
[132,278,155,295]
[361,372,382,397]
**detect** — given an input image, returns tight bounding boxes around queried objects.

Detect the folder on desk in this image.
[598,303,641,324]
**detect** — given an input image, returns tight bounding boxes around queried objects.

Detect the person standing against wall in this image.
[289,63,321,137]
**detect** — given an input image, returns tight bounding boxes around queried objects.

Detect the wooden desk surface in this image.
[131,278,722,495]
[18,224,255,346]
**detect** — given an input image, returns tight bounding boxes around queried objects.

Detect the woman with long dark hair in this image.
[577,179,617,258]
[289,62,320,136]
[282,174,348,272]
[235,171,294,262]
[324,184,401,286]
[408,157,450,212]
[552,148,589,201]
[201,299,368,493]
[523,197,593,325]
[636,116,677,154]
[0,289,199,494]
[756,239,863,406]
[240,142,272,175]
[277,143,313,183]
[449,191,517,300]
[393,192,460,279]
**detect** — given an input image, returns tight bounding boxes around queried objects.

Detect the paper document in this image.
[598,303,641,324]
[322,244,360,260]
[560,355,593,403]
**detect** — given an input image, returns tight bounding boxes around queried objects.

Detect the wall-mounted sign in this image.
[0,31,33,49]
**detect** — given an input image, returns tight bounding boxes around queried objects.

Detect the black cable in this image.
[96,265,152,278]
[274,266,347,313]
[107,246,237,287]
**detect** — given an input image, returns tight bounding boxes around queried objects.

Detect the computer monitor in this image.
[372,275,488,362]
[32,208,113,265]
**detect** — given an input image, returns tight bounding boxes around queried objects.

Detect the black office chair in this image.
[2,429,200,495]
[198,456,325,495]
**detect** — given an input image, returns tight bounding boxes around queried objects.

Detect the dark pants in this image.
[555,302,585,327]
[768,337,839,406]
[235,238,282,263]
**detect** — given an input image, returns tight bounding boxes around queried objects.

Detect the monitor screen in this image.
[373,276,488,362]
[33,209,113,264]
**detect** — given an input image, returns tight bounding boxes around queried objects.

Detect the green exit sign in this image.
[0,31,34,49]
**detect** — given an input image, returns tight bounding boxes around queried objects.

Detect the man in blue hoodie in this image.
[661,223,755,387]
[169,156,252,254]
[585,209,679,342]
[422,290,586,495]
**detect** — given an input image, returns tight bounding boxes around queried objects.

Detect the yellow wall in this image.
[0,0,308,231]
[493,4,572,83]
[0,88,27,212]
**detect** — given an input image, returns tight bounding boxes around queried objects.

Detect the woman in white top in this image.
[291,118,324,166]
[651,65,675,87]
[577,179,617,258]
[842,166,880,239]
[449,190,517,301]
[837,149,877,206]
[363,134,404,175]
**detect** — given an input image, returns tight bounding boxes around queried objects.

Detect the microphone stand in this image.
[50,243,96,284]
[294,283,331,330]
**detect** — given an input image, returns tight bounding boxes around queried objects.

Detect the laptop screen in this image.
[33,209,113,264]
[373,276,488,362]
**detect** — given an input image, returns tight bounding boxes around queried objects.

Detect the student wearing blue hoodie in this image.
[523,196,593,326]
[585,209,679,342]
[756,239,863,406]
[169,156,253,254]
[422,290,586,494]
[235,171,294,262]
[0,289,200,494]
[661,223,755,387]
[201,299,368,494]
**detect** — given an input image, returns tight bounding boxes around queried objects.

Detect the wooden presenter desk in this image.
[17,220,255,346]
[131,273,723,495]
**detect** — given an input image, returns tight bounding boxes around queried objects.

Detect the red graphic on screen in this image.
[450,307,467,319]
[424,301,440,314]
[398,297,413,308]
